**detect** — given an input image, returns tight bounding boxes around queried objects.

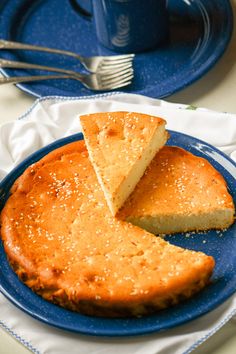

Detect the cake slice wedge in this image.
[119,146,235,234]
[80,111,168,215]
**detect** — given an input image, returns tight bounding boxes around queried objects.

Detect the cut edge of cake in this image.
[80,111,168,215]
[93,122,168,216]
[126,209,235,235]
[119,146,235,235]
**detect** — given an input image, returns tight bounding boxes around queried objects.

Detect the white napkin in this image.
[0,93,236,354]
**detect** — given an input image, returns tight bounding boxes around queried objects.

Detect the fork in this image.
[0,40,135,73]
[0,58,133,90]
[0,69,134,91]
[0,58,133,76]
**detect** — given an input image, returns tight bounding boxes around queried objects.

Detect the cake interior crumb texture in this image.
[80,111,168,215]
[119,146,235,234]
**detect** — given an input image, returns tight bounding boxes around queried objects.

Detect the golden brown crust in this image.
[1,141,215,317]
[119,146,235,234]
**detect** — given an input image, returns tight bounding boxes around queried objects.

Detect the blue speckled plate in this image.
[0,0,233,98]
[0,131,236,336]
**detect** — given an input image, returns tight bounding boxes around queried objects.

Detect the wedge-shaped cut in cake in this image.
[1,141,215,317]
[119,146,235,234]
[80,111,168,215]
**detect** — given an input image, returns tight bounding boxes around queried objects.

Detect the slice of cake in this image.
[0,141,214,317]
[119,146,235,234]
[80,111,168,215]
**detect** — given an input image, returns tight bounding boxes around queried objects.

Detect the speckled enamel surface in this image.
[0,0,233,98]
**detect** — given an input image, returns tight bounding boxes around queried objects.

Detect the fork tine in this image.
[106,80,133,90]
[105,73,134,86]
[101,76,133,89]
[99,62,133,73]
[100,68,134,82]
[101,72,134,89]
[97,67,133,82]
[102,69,134,82]
[109,73,134,87]
[101,69,134,83]
[103,54,134,61]
[102,66,134,77]
[102,58,134,66]
[104,53,135,60]
[101,54,135,61]
[102,76,134,90]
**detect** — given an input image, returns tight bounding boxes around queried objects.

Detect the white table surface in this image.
[0,1,236,352]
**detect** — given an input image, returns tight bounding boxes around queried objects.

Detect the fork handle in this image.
[0,58,84,79]
[0,40,83,60]
[0,74,78,85]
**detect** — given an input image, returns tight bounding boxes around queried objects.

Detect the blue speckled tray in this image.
[0,0,233,98]
[0,131,235,336]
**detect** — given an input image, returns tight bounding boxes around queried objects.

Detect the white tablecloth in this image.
[0,93,235,354]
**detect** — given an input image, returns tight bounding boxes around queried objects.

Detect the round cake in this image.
[0,140,215,317]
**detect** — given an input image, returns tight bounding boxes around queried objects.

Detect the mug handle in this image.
[69,0,92,19]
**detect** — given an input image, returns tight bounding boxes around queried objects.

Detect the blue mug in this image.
[69,0,169,53]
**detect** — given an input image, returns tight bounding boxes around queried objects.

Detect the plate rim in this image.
[0,130,236,336]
